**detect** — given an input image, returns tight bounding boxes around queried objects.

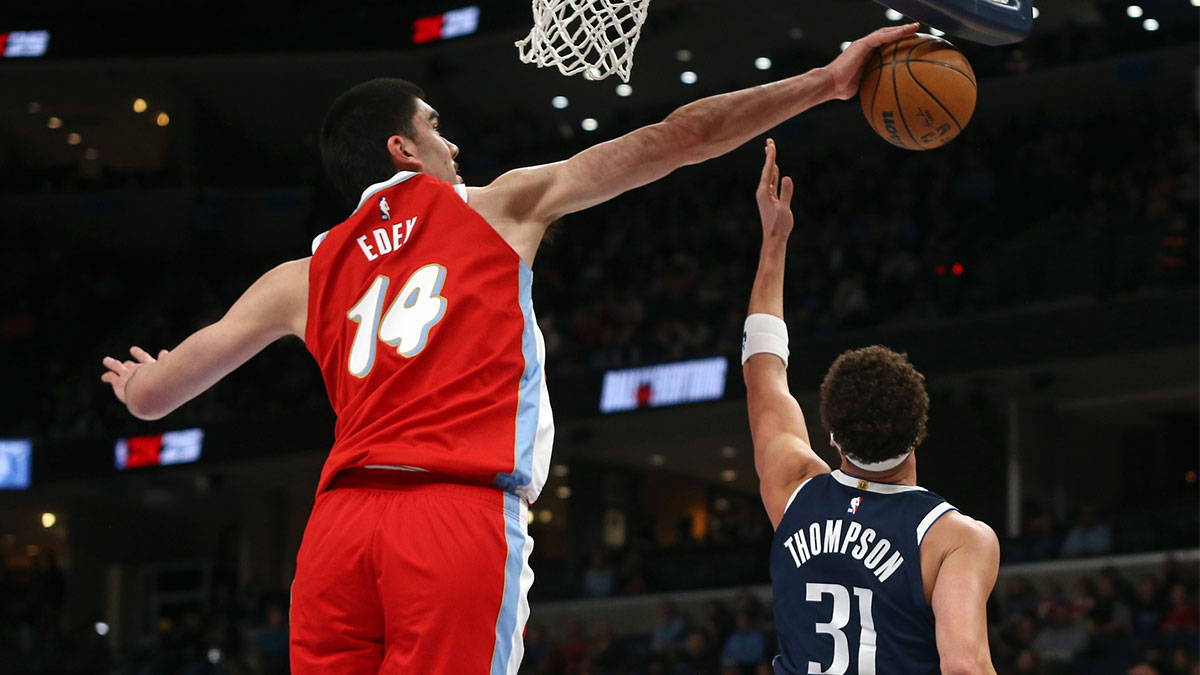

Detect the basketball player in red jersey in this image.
[101,24,918,674]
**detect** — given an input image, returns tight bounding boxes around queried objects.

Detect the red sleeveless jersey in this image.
[305,172,554,501]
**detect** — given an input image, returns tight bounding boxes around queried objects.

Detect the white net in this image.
[515,0,651,82]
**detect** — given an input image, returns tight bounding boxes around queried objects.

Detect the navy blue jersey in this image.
[770,470,958,675]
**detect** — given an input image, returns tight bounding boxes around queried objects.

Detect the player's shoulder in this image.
[925,509,999,559]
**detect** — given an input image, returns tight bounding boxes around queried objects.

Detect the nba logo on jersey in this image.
[848,497,862,515]
[379,197,391,221]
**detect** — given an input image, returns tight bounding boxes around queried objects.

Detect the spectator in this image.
[675,631,720,675]
[1088,573,1132,635]
[652,600,689,657]
[720,611,766,670]
[555,617,592,674]
[1060,505,1114,558]
[1160,584,1199,633]
[1033,604,1089,665]
[522,624,554,675]
[583,549,616,598]
[588,621,626,673]
[1131,576,1166,637]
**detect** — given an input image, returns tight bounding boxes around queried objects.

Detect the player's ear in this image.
[387,135,423,173]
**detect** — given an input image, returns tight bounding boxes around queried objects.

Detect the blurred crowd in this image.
[531,102,1197,371]
[2,556,291,675]
[516,557,1200,675]
[3,552,1197,674]
[989,558,1200,675]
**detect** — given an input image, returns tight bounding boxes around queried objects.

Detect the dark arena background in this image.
[1,0,1198,673]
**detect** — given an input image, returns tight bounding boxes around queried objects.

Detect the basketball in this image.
[859,33,977,150]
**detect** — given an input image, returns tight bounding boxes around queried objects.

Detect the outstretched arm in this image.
[471,24,918,261]
[928,513,1000,675]
[744,140,830,530]
[101,258,309,420]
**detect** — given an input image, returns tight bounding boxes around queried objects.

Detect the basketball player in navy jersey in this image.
[741,141,999,674]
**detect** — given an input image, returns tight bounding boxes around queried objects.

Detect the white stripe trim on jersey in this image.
[361,464,431,472]
[916,501,959,546]
[312,174,468,255]
[311,230,329,254]
[831,469,928,494]
[355,171,418,212]
[782,475,818,514]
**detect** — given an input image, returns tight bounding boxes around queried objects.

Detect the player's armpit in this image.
[745,353,829,529]
[928,514,1000,675]
[123,258,309,420]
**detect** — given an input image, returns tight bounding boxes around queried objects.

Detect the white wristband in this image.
[742,313,789,367]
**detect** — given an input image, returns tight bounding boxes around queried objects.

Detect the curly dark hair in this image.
[819,346,929,464]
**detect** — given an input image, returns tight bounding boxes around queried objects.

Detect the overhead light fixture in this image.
[66,133,81,145]
[885,8,904,20]
[581,117,598,131]
[615,83,632,97]
[27,102,41,114]
[675,49,692,62]
[47,116,62,129]
[680,71,697,84]
[720,469,737,482]
[556,486,572,498]
[85,148,99,160]
[1142,17,1159,29]
[839,41,852,52]
[551,95,568,109]
[156,112,170,127]
[133,98,148,113]
[1032,6,1040,18]
[1126,5,1143,17]
[754,57,772,70]
[41,512,56,528]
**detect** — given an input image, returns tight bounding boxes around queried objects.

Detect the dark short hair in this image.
[320,78,425,207]
[819,345,929,464]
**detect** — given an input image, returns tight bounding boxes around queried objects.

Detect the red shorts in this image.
[290,469,533,674]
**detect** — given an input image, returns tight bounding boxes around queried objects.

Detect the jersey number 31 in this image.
[346,264,448,377]
[806,583,876,675]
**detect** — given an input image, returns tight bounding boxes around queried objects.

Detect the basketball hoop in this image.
[515,0,651,82]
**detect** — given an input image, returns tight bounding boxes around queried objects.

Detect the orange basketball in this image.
[859,34,977,150]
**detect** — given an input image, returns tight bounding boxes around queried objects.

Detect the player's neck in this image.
[837,455,918,486]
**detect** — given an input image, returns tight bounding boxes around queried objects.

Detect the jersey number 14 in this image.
[806,583,876,675]
[346,264,448,378]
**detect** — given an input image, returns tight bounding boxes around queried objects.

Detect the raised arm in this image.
[926,512,1001,675]
[101,258,309,420]
[470,24,918,260]
[744,140,830,530]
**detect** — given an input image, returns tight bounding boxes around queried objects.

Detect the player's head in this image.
[819,346,929,470]
[320,78,461,206]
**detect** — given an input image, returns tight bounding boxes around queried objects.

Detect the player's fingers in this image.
[123,360,139,371]
[770,162,780,197]
[102,356,127,375]
[867,23,915,46]
[101,371,116,384]
[130,345,155,364]
[758,141,775,190]
[779,176,795,209]
[158,349,169,359]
